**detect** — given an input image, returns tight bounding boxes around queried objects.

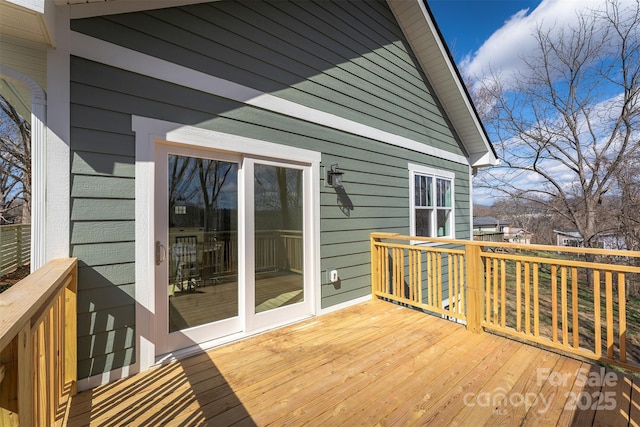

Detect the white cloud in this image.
[462,0,637,84]
[468,0,640,204]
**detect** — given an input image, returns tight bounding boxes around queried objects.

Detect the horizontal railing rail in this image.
[371,233,640,372]
[0,258,78,426]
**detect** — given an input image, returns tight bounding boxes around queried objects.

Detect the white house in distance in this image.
[473,216,532,244]
[473,216,509,234]
[555,230,626,250]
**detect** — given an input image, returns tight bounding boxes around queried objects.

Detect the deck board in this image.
[65,300,640,426]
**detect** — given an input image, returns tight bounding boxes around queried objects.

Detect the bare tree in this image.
[167,155,235,231]
[473,0,640,248]
[0,94,30,224]
[196,158,234,232]
[613,153,640,251]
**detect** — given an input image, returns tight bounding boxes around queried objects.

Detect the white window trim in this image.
[408,163,455,240]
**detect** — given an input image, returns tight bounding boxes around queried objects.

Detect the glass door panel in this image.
[253,164,304,314]
[167,154,238,332]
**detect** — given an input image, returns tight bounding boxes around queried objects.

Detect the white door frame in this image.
[154,143,244,355]
[133,116,321,372]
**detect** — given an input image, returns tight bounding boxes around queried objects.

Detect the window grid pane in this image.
[436,178,451,207]
[415,208,432,237]
[414,175,434,207]
[436,208,451,237]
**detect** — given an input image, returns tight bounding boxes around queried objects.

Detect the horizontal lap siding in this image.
[70,102,136,378]
[70,0,471,379]
[71,0,465,156]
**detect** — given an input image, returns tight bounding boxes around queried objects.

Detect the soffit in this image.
[387,0,498,167]
[0,0,51,45]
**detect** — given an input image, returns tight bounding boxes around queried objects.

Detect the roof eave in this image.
[387,0,498,167]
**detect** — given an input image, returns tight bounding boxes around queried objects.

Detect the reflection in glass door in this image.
[167,154,238,332]
[253,164,304,314]
[156,143,314,354]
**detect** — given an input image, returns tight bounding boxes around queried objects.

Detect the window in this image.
[409,164,455,238]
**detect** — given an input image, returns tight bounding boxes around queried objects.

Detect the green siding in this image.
[69,0,473,380]
[71,152,135,178]
[71,221,134,244]
[71,199,135,221]
[71,0,465,156]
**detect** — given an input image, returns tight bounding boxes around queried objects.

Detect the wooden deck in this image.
[65,300,640,426]
[169,271,303,331]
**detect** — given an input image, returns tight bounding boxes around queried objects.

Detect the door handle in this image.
[156,241,166,266]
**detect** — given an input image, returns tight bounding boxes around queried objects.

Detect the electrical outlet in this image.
[330,270,338,282]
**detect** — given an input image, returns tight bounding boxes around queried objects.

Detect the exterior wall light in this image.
[327,164,344,188]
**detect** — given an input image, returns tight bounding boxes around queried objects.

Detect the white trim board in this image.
[70,31,471,166]
[65,0,221,19]
[45,6,70,262]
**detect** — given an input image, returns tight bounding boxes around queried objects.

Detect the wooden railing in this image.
[371,233,640,372]
[0,224,30,276]
[0,258,78,426]
[168,229,303,288]
[371,233,467,323]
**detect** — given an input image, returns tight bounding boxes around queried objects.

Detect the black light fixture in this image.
[327,164,344,188]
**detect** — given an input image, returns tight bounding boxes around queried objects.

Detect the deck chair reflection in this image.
[169,236,202,296]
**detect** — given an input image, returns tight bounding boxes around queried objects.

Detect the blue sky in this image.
[426,0,639,204]
[428,0,542,65]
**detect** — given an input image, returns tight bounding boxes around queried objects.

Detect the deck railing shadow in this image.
[65,353,257,426]
[0,258,257,425]
[65,263,257,426]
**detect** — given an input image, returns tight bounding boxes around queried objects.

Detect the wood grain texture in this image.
[0,259,77,427]
[65,300,639,426]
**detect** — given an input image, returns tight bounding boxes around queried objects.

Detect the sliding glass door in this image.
[155,144,312,354]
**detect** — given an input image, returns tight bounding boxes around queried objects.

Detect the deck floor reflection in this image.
[169,271,303,331]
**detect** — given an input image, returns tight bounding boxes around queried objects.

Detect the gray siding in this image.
[70,0,471,380]
[71,0,465,156]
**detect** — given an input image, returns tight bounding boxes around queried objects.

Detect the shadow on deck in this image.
[65,300,640,426]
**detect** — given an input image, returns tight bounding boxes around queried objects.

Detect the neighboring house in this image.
[473,216,510,234]
[505,227,532,245]
[555,230,584,248]
[0,0,497,390]
[473,216,511,242]
[555,230,626,250]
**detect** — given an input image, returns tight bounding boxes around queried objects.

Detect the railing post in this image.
[64,265,78,396]
[466,244,483,333]
[371,234,379,299]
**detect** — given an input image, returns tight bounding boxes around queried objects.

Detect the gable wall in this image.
[69,0,471,380]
